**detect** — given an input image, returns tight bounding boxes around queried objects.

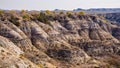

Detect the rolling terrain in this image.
[0,10,120,68]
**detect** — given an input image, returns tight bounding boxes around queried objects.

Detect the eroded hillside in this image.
[0,10,120,68]
[98,13,120,24]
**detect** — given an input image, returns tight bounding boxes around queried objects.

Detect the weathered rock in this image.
[0,11,120,68]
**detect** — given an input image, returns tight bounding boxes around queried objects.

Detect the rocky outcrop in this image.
[98,13,120,24]
[0,11,120,68]
[0,36,39,68]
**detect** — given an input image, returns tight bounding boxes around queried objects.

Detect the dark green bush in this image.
[60,11,64,14]
[9,16,21,27]
[37,12,50,25]
[67,14,76,19]
[22,14,30,21]
[13,21,21,27]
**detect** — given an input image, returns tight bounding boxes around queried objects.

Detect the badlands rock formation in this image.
[0,10,120,68]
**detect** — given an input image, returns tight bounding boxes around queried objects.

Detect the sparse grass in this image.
[105,56,120,68]
[37,64,43,68]
[100,16,105,19]
[9,10,16,14]
[22,14,30,21]
[108,59,120,68]
[103,19,109,23]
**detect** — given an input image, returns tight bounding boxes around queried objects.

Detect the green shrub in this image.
[38,12,50,25]
[22,14,30,21]
[9,16,21,27]
[37,64,43,68]
[78,11,85,15]
[45,10,51,14]
[103,19,108,23]
[100,16,105,19]
[13,21,21,27]
[0,10,3,15]
[67,14,76,19]
[21,9,26,14]
[60,11,64,14]
[66,11,72,15]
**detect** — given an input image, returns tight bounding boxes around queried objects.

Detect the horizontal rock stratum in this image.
[0,10,120,68]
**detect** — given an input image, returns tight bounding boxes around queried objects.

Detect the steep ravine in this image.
[0,11,120,68]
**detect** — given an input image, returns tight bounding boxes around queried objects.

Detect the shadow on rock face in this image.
[46,49,71,61]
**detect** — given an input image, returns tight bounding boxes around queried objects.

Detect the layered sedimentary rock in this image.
[0,11,120,68]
